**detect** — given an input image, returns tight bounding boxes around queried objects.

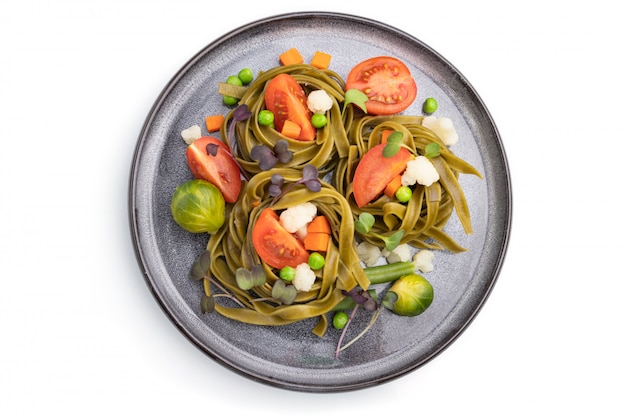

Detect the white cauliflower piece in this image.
[385,244,412,264]
[401,156,440,187]
[307,90,333,114]
[357,241,382,267]
[413,250,435,273]
[293,263,316,292]
[279,202,317,233]
[181,125,202,145]
[422,116,459,146]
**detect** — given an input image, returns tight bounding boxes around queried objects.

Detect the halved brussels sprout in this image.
[383,274,434,317]
[170,179,225,233]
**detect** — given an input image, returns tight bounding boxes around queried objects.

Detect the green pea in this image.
[423,97,438,114]
[258,109,275,126]
[308,252,325,270]
[395,186,412,203]
[333,311,349,330]
[279,266,296,282]
[311,113,328,128]
[226,75,243,87]
[238,68,254,85]
[223,95,238,106]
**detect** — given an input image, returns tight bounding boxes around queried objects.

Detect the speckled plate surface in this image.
[129,11,511,392]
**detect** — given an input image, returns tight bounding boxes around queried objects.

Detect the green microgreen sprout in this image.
[268,164,322,204]
[424,142,441,159]
[189,250,245,312]
[235,264,267,290]
[382,131,414,158]
[250,139,293,171]
[354,212,405,251]
[271,279,298,305]
[343,88,369,114]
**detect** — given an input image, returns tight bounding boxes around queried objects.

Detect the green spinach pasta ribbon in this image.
[204,168,368,337]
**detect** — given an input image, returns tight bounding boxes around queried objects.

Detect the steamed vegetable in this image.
[383,274,434,316]
[170,179,225,233]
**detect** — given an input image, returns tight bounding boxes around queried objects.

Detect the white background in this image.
[1,0,624,415]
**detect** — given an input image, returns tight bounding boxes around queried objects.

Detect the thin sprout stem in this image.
[335,304,360,360]
[207,276,246,308]
[339,305,383,353]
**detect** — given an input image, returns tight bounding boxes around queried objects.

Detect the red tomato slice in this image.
[345,56,417,115]
[252,208,310,269]
[186,136,241,203]
[352,144,412,207]
[264,73,316,141]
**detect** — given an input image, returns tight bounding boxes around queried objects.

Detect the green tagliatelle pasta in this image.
[204,168,369,337]
[333,115,483,252]
[220,64,354,176]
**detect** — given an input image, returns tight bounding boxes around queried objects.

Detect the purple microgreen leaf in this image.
[206,143,219,157]
[190,250,211,281]
[250,145,278,171]
[270,174,285,188]
[273,139,293,164]
[301,164,319,181]
[268,184,282,197]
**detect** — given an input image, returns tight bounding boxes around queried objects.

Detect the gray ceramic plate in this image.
[129,11,511,392]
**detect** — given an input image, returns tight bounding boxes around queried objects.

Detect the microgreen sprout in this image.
[424,142,441,159]
[334,288,380,359]
[235,264,267,290]
[206,143,219,156]
[382,131,414,158]
[228,104,252,155]
[354,212,404,251]
[250,139,293,171]
[271,279,297,305]
[190,250,245,311]
[269,164,322,204]
[344,88,369,114]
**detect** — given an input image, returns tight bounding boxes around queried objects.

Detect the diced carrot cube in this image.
[307,215,331,234]
[384,174,403,198]
[205,114,225,132]
[281,119,302,139]
[311,51,332,69]
[279,48,304,66]
[303,232,330,252]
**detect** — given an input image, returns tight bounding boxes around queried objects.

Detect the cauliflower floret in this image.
[357,241,382,267]
[422,116,459,146]
[383,244,412,264]
[401,156,440,187]
[279,202,317,234]
[413,249,435,273]
[307,90,333,114]
[181,125,202,145]
[293,263,316,292]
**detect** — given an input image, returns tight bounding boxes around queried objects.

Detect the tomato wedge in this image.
[352,144,412,207]
[264,73,316,141]
[252,208,310,269]
[186,136,241,203]
[345,56,417,115]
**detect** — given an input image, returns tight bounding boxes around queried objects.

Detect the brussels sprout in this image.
[383,274,433,317]
[170,179,225,233]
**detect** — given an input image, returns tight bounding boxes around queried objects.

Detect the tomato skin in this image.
[186,136,241,203]
[345,56,417,115]
[252,208,310,269]
[352,144,412,207]
[264,73,316,141]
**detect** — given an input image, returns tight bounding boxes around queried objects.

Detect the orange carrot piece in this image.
[205,114,225,132]
[307,215,331,234]
[384,175,403,198]
[381,129,393,144]
[279,48,304,66]
[311,51,332,69]
[303,232,330,252]
[281,119,302,139]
